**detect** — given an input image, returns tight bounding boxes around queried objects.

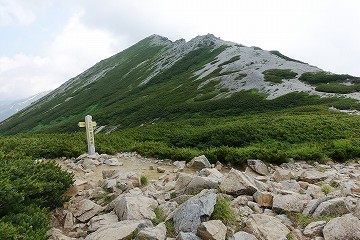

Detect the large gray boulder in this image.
[173,189,217,233]
[71,199,104,222]
[353,198,360,219]
[272,193,311,213]
[187,155,211,170]
[219,169,258,196]
[175,173,218,195]
[312,197,350,217]
[114,195,158,220]
[247,159,270,176]
[137,222,167,240]
[272,168,295,182]
[197,220,227,240]
[85,220,153,240]
[323,214,360,240]
[246,214,290,240]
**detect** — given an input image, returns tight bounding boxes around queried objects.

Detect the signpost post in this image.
[78,115,97,155]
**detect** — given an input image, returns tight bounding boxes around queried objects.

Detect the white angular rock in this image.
[272,168,295,182]
[323,214,360,240]
[230,231,257,240]
[272,193,311,213]
[219,168,258,196]
[173,161,186,171]
[88,212,119,232]
[72,199,104,222]
[173,189,216,233]
[114,195,158,220]
[137,222,167,240]
[246,214,290,240]
[48,228,77,240]
[63,211,74,229]
[199,168,223,179]
[187,155,211,170]
[247,159,270,176]
[197,220,227,240]
[175,173,218,195]
[85,220,153,240]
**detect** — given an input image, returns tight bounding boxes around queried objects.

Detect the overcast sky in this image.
[0,0,359,102]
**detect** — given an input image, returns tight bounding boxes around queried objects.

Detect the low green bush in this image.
[263,69,297,83]
[315,83,354,94]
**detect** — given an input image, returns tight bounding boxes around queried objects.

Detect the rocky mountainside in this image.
[49,152,360,240]
[0,91,51,122]
[1,34,359,134]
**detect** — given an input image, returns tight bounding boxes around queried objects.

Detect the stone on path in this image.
[187,155,211,170]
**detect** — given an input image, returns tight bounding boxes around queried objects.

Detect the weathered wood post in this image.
[78,115,97,155]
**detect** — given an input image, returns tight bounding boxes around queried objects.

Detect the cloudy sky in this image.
[0,0,359,102]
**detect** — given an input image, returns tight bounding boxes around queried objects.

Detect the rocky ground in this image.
[49,153,360,240]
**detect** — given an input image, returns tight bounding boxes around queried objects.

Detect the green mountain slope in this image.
[0,34,359,134]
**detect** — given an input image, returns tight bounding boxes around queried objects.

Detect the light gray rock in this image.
[305,184,325,199]
[102,169,121,179]
[63,211,74,229]
[173,161,186,171]
[199,168,223,179]
[312,197,350,217]
[187,155,211,170]
[246,214,290,240]
[272,168,295,182]
[88,212,119,232]
[299,170,328,184]
[278,180,301,192]
[219,169,258,196]
[85,220,153,240]
[303,221,326,238]
[247,159,269,176]
[160,201,179,218]
[114,195,158,220]
[354,198,360,219]
[137,222,167,240]
[272,193,311,213]
[197,220,226,240]
[72,199,104,222]
[48,228,77,240]
[230,231,257,240]
[104,158,123,166]
[175,173,218,195]
[173,189,216,233]
[323,214,360,240]
[157,167,166,173]
[176,232,201,240]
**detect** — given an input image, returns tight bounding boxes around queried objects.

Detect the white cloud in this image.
[0,11,122,101]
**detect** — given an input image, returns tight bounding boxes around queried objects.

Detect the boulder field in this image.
[49,153,360,240]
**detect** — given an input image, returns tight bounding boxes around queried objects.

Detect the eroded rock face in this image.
[323,214,360,240]
[88,212,118,232]
[299,170,328,184]
[173,189,217,233]
[246,214,290,240]
[303,221,326,238]
[219,169,258,196]
[312,197,350,217]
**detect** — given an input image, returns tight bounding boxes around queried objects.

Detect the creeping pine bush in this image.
[0,157,74,239]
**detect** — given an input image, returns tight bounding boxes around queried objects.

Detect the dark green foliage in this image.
[218,55,241,67]
[315,83,358,94]
[0,156,73,239]
[263,69,298,83]
[299,71,360,85]
[270,50,305,63]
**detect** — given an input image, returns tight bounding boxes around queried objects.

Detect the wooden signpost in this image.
[78,115,97,155]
